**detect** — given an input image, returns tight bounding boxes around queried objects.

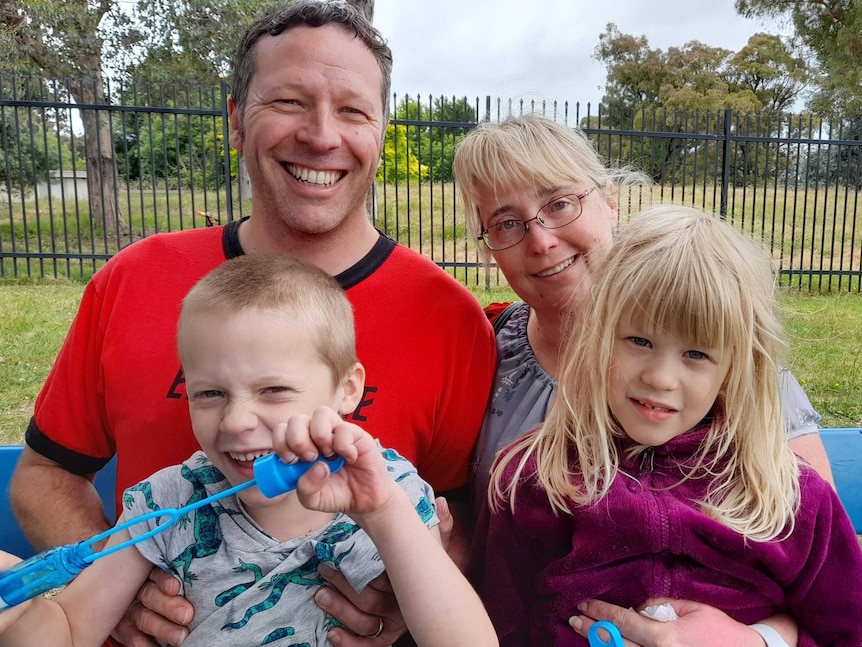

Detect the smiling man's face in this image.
[229,25,385,237]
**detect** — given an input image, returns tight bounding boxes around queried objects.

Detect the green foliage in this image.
[801,118,862,189]
[595,23,811,117]
[781,292,862,427]
[387,95,476,184]
[0,112,56,188]
[112,84,230,189]
[0,0,106,80]
[736,0,862,117]
[0,282,84,443]
[120,0,281,83]
[726,33,810,113]
[592,26,824,187]
[0,76,78,188]
[378,124,427,183]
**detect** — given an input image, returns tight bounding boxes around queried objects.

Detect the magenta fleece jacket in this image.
[469,427,862,646]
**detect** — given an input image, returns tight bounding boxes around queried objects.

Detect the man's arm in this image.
[9,447,110,551]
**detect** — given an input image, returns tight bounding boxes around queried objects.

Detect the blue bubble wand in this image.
[0,453,344,609]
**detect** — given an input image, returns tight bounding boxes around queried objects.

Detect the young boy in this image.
[0,256,497,647]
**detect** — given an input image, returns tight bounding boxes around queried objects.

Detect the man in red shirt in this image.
[10,3,495,645]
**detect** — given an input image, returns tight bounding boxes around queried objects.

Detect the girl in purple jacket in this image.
[470,205,862,647]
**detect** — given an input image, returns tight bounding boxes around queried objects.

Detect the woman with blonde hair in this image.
[454,114,835,644]
[454,114,831,511]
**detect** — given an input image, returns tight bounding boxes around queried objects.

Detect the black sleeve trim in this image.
[25,417,112,476]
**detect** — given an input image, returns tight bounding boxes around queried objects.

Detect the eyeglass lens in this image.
[482,192,588,250]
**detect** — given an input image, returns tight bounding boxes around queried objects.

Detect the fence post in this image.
[220,81,234,220]
[483,95,493,291]
[719,108,732,221]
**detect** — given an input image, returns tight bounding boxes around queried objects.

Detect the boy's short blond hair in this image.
[178,255,357,387]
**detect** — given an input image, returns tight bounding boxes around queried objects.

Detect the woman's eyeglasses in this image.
[477,188,595,251]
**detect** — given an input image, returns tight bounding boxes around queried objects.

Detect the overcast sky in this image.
[374,0,785,115]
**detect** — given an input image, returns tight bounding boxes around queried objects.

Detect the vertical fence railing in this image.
[0,75,233,281]
[1,76,860,291]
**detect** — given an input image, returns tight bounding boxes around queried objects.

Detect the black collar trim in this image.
[221,220,395,290]
[335,230,395,289]
[222,217,246,259]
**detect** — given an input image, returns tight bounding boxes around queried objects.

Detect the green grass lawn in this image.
[0,280,860,443]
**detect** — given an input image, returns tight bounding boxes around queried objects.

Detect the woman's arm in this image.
[788,434,834,487]
[570,599,797,647]
[780,369,834,486]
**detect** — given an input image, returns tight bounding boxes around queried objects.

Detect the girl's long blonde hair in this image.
[490,205,800,542]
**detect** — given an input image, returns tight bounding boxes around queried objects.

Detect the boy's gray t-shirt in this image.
[125,449,437,647]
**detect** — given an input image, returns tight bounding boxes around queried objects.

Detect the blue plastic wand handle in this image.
[588,620,625,647]
[0,453,344,609]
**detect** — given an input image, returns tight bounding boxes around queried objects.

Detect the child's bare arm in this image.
[274,406,498,647]
[352,491,498,647]
[0,521,156,646]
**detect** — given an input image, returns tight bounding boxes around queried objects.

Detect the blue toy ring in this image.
[587,620,624,647]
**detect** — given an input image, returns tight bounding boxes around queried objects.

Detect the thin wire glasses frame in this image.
[476,187,596,251]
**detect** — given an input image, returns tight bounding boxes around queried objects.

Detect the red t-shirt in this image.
[28,221,496,507]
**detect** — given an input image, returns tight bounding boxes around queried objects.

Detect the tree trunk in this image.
[66,74,124,245]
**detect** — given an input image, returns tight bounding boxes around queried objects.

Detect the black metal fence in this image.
[1,75,860,291]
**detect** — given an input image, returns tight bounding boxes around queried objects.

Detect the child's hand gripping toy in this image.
[0,453,344,609]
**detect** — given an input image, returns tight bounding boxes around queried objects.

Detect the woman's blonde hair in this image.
[453,113,648,257]
[490,205,800,541]
[178,255,357,388]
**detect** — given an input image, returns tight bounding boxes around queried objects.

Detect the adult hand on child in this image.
[570,598,797,647]
[315,567,407,645]
[111,566,193,647]
[312,494,457,645]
